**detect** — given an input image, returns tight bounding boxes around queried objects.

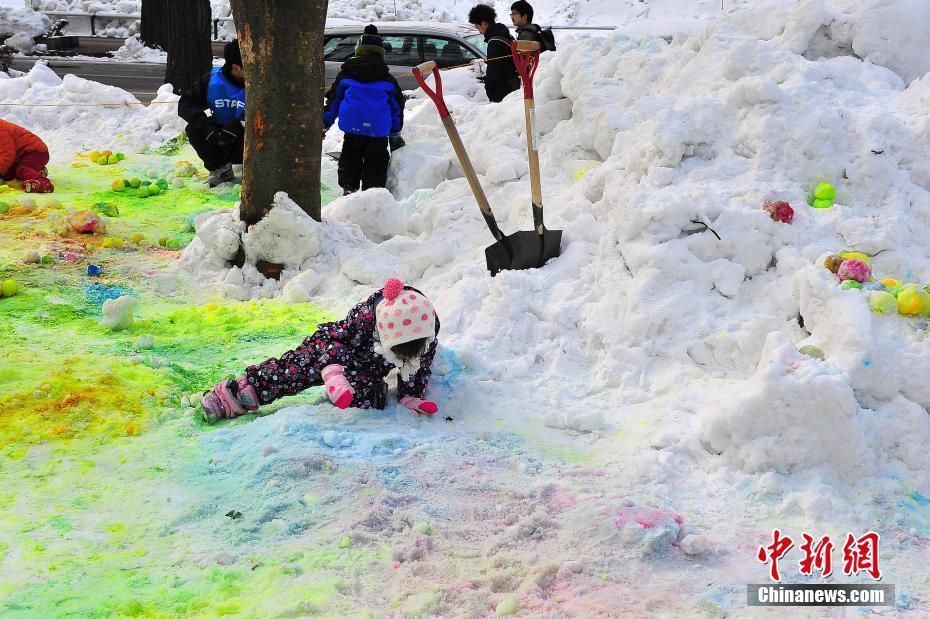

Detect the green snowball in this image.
[129,178,142,188]
[841,280,863,290]
[811,198,833,209]
[496,598,519,616]
[869,290,897,315]
[813,182,836,201]
[799,345,825,360]
[116,152,126,161]
[156,179,169,190]
[140,180,152,187]
[148,185,162,196]
[1,279,19,297]
[0,201,9,214]
[137,187,150,198]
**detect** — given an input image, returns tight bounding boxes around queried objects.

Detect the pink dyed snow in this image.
[614,506,683,531]
[837,259,871,283]
[764,200,794,223]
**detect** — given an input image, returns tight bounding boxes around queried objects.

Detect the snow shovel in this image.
[509,39,562,270]
[412,60,516,275]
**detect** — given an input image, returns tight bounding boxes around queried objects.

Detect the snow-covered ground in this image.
[4,0,930,613]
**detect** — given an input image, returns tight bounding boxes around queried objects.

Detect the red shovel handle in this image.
[511,40,540,100]
[413,61,449,118]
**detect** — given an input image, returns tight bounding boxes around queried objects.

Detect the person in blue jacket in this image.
[178,40,245,187]
[323,26,405,195]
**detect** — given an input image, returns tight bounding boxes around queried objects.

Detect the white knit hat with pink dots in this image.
[375,277,436,352]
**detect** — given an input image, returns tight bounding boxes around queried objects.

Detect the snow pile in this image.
[0,64,184,158]
[699,330,930,481]
[112,33,166,61]
[181,0,930,508]
[785,0,930,85]
[1,4,49,52]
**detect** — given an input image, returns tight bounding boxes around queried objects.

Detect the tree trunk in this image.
[165,0,212,94]
[140,0,169,51]
[228,0,326,224]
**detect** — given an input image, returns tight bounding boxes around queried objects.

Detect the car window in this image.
[382,35,420,67]
[422,37,480,68]
[324,34,357,62]
[465,34,488,57]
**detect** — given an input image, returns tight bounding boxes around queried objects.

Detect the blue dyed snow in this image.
[82,283,132,312]
[910,490,930,505]
[434,347,466,391]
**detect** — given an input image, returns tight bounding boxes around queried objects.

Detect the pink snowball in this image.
[837,258,871,283]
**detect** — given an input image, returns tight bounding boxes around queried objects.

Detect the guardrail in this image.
[38,10,234,38]
[37,12,618,37]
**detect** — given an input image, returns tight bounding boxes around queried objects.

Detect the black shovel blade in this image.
[485,229,562,275]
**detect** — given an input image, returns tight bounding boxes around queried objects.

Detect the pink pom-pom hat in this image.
[375,278,436,351]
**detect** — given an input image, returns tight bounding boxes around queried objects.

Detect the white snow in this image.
[0,64,184,158]
[179,1,930,542]
[7,0,930,608]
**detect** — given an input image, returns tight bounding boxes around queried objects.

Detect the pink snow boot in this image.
[201,376,259,423]
[322,364,354,409]
[400,396,439,416]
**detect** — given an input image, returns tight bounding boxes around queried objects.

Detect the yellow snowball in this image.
[897,285,927,316]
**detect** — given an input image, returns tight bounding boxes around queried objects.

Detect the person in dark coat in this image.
[201,278,441,423]
[323,25,405,195]
[510,1,545,46]
[178,40,245,187]
[468,4,519,103]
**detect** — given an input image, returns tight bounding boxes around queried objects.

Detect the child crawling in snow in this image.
[201,278,440,422]
[0,119,54,193]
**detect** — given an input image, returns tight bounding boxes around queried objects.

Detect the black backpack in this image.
[538,26,556,52]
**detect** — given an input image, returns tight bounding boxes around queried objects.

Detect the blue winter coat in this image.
[323,54,404,138]
[206,66,246,125]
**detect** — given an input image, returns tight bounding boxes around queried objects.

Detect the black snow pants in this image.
[338,133,390,193]
[186,122,244,172]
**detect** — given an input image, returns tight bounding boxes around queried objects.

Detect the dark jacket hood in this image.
[484,22,513,41]
[340,53,393,83]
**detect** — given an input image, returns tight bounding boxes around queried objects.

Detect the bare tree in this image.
[165,0,213,94]
[140,0,169,50]
[227,0,327,224]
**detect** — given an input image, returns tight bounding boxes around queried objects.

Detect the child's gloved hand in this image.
[400,396,438,416]
[321,364,354,409]
[201,376,259,424]
[389,133,405,152]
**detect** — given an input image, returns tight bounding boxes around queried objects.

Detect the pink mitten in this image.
[321,364,354,409]
[400,396,439,416]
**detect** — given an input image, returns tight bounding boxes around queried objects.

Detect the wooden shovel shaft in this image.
[523,97,544,235]
[441,115,506,241]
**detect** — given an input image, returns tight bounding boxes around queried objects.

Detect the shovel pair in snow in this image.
[412,42,561,276]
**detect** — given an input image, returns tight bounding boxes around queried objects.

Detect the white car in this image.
[324,22,488,91]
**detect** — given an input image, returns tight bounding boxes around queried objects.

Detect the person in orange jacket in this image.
[0,119,54,193]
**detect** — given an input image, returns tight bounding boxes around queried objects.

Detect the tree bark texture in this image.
[165,0,213,94]
[228,0,327,224]
[140,0,169,51]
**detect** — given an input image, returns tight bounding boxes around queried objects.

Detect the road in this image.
[8,38,226,103]
[11,58,168,103]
